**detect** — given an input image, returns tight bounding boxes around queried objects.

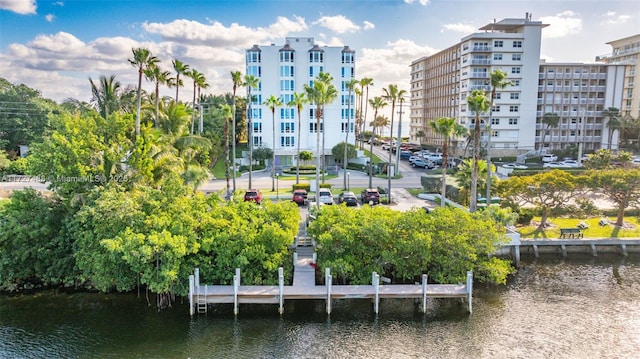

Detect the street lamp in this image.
[275,173,279,201]
[347,172,350,191]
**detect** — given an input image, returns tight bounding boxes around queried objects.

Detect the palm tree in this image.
[430,117,467,207]
[485,69,513,205]
[359,78,374,148]
[467,89,490,212]
[218,104,233,200]
[382,84,407,176]
[367,96,388,188]
[128,47,159,137]
[603,107,621,150]
[343,78,359,189]
[144,64,172,129]
[230,70,244,192]
[316,72,338,183]
[172,59,190,104]
[188,69,205,135]
[288,91,308,184]
[244,74,260,189]
[540,112,560,151]
[353,86,362,146]
[263,95,283,191]
[89,74,121,120]
[195,72,209,134]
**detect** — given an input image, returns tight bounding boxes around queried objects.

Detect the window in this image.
[309,51,324,62]
[512,54,521,61]
[341,108,354,119]
[509,105,519,112]
[281,94,293,105]
[279,51,294,62]
[253,122,263,133]
[279,66,294,77]
[252,136,262,147]
[280,136,295,147]
[252,94,262,105]
[512,67,521,74]
[513,41,522,48]
[494,93,501,100]
[492,105,500,112]
[246,51,261,63]
[280,108,294,120]
[512,80,520,86]
[342,52,354,63]
[492,130,499,137]
[309,122,324,133]
[280,121,295,133]
[309,66,324,77]
[510,93,519,100]
[493,53,503,61]
[509,118,518,125]
[494,40,503,48]
[250,108,262,119]
[247,66,261,77]
[341,122,354,132]
[279,80,294,91]
[491,118,500,125]
[309,108,316,120]
[341,95,354,106]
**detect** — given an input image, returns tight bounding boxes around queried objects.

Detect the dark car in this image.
[361,188,380,205]
[292,189,308,206]
[338,191,358,206]
[243,189,263,204]
[399,151,412,160]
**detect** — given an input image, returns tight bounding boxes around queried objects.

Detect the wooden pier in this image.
[188,238,473,316]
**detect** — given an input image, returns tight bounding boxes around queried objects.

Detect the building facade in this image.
[410,15,547,157]
[536,62,625,152]
[245,37,356,168]
[597,34,640,120]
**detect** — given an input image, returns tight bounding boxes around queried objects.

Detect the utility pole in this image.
[394,99,405,176]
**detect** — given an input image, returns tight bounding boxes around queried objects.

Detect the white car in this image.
[632,158,640,165]
[561,160,580,167]
[502,163,528,169]
[542,154,558,162]
[543,161,570,168]
[318,189,334,205]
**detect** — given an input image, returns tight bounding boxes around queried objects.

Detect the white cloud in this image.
[45,13,55,22]
[404,0,429,6]
[441,23,475,34]
[314,15,361,34]
[601,11,631,25]
[363,21,375,30]
[315,37,344,47]
[0,0,36,14]
[538,11,582,39]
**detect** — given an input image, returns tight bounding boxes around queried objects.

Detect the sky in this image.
[1,0,639,111]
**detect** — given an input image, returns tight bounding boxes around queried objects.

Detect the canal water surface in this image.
[1,254,639,358]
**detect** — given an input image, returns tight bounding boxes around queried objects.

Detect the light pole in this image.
[347,172,350,191]
[275,173,279,201]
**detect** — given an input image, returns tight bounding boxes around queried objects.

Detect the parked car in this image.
[244,189,263,204]
[542,154,558,162]
[631,157,640,165]
[381,143,391,151]
[399,151,413,160]
[561,160,580,167]
[543,161,570,168]
[318,188,334,205]
[292,189,308,206]
[361,188,380,205]
[412,158,434,169]
[338,191,358,206]
[502,163,528,169]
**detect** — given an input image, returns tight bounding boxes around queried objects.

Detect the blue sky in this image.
[1,0,639,105]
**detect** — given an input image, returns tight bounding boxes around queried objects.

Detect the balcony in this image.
[470,72,489,78]
[471,59,491,65]
[471,46,491,52]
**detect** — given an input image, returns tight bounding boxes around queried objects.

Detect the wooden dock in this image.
[188,237,473,316]
[519,239,640,258]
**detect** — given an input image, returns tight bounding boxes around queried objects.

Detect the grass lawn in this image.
[517,217,640,239]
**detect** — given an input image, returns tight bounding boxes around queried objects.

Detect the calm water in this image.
[1,255,639,359]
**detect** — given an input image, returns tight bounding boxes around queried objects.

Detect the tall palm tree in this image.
[128,47,159,137]
[603,107,621,150]
[230,70,244,192]
[359,78,374,149]
[244,74,260,189]
[89,74,121,120]
[263,95,283,191]
[467,89,490,212]
[219,104,233,200]
[343,78,359,189]
[367,96,388,188]
[288,91,308,184]
[430,117,467,207]
[195,73,209,134]
[353,86,362,146]
[316,72,337,183]
[172,59,190,104]
[188,69,204,135]
[485,69,513,205]
[144,64,172,129]
[540,112,560,151]
[382,84,407,176]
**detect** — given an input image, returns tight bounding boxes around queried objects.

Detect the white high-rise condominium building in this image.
[410,15,547,157]
[597,34,640,120]
[536,62,625,153]
[245,37,356,168]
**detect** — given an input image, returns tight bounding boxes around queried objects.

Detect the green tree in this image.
[367,96,388,187]
[218,104,233,200]
[252,147,273,167]
[343,78,359,187]
[288,91,308,184]
[467,89,490,212]
[129,48,159,137]
[453,159,494,206]
[603,107,621,150]
[539,112,560,151]
[486,70,513,205]
[89,74,122,121]
[585,168,640,226]
[332,142,357,176]
[496,169,579,228]
[144,64,172,129]
[244,74,260,189]
[298,150,313,165]
[188,69,208,135]
[230,70,244,191]
[172,59,190,104]
[382,84,407,175]
[430,117,466,207]
[263,95,283,191]
[358,78,373,148]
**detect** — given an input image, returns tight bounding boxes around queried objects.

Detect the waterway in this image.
[1,254,639,358]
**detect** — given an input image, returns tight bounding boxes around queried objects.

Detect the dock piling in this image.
[325,268,332,315]
[233,268,240,315]
[373,272,380,314]
[466,271,473,314]
[278,267,284,314]
[421,274,428,313]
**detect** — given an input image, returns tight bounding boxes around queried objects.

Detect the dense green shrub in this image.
[292,183,311,191]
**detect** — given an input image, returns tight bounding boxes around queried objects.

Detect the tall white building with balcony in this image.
[597,34,640,120]
[245,37,356,168]
[410,15,547,156]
